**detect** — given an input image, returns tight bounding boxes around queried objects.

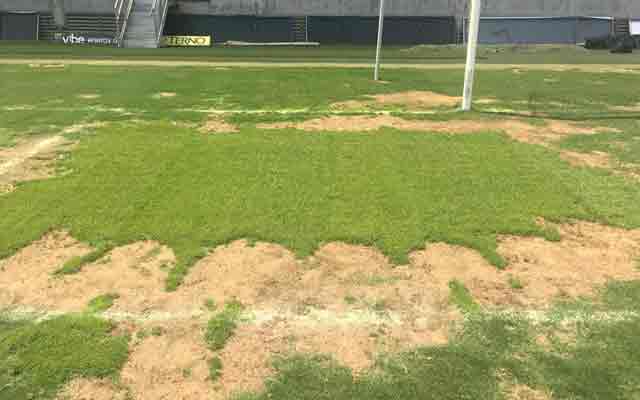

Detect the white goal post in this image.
[374,0,483,110]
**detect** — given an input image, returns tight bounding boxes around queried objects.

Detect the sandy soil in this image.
[257,115,618,146]
[331,90,463,111]
[3,220,639,399]
[200,116,239,134]
[57,378,128,400]
[0,136,69,193]
[2,221,638,314]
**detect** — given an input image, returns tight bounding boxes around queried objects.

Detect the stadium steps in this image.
[39,15,117,41]
[291,17,308,42]
[122,0,157,48]
[614,18,631,36]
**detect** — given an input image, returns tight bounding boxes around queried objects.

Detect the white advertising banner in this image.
[630,20,640,36]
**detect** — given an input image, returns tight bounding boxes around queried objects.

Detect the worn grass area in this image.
[0,315,129,400]
[1,64,640,145]
[2,118,640,289]
[1,42,639,64]
[2,120,640,288]
[238,281,640,400]
[560,121,640,171]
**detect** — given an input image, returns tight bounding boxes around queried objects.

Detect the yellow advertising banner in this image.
[162,35,211,47]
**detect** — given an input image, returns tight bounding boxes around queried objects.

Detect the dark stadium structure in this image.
[0,0,638,48]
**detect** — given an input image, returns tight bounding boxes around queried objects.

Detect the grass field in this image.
[1,41,640,64]
[1,44,640,400]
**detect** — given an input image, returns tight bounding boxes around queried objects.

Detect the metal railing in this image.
[114,0,134,47]
[153,0,170,45]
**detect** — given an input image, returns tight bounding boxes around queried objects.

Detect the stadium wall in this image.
[476,17,612,44]
[164,15,456,44]
[1,0,639,18]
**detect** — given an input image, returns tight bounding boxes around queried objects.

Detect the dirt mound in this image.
[257,115,617,146]
[57,378,128,400]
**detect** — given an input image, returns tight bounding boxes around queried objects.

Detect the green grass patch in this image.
[205,300,244,351]
[1,42,639,65]
[1,121,640,289]
[208,356,223,382]
[508,275,525,290]
[0,315,129,400]
[54,243,113,275]
[86,293,119,313]
[448,280,482,314]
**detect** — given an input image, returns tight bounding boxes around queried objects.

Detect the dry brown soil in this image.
[3,220,640,400]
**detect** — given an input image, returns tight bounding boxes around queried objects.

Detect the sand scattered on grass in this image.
[561,150,613,169]
[610,103,640,112]
[29,63,66,69]
[505,384,552,400]
[0,135,72,191]
[153,92,177,99]
[257,115,618,146]
[56,378,128,400]
[121,321,215,400]
[76,94,101,100]
[200,116,239,134]
[62,121,107,134]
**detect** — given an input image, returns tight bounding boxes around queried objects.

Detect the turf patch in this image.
[0,315,129,400]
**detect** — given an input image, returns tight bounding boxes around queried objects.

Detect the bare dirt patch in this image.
[498,222,640,306]
[3,221,640,398]
[257,115,618,146]
[561,150,613,169]
[0,135,71,188]
[3,220,639,314]
[121,321,215,400]
[0,237,175,313]
[57,378,128,400]
[331,90,463,111]
[200,116,239,134]
[370,91,462,108]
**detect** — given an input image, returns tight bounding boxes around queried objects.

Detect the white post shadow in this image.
[374,0,386,81]
[462,0,482,111]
